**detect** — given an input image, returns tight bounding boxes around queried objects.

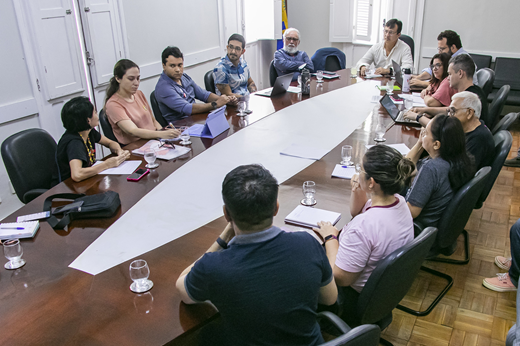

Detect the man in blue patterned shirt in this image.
[213,34,257,100]
[274,28,314,81]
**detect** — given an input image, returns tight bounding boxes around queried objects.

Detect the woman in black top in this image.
[53,97,130,185]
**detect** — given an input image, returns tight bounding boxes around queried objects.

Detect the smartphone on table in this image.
[127,168,150,182]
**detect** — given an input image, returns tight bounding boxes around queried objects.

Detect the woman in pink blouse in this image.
[421,53,456,107]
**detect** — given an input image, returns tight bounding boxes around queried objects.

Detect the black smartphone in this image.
[127,168,150,182]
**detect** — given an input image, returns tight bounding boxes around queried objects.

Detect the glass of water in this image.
[341,145,353,166]
[129,259,153,293]
[3,239,25,270]
[316,70,324,83]
[404,97,413,110]
[180,132,191,145]
[350,66,358,78]
[301,181,317,206]
[237,101,246,117]
[386,80,394,94]
[144,148,159,169]
[374,118,386,142]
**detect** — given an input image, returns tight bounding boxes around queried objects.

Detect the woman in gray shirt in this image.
[405,114,475,229]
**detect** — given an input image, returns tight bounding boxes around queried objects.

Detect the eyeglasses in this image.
[446,107,470,117]
[285,37,299,42]
[437,47,449,52]
[384,29,397,36]
[227,44,243,52]
[430,63,442,70]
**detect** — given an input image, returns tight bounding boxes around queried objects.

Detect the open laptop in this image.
[255,73,294,97]
[392,60,403,86]
[379,94,421,127]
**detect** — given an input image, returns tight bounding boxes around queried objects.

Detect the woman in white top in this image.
[314,145,415,324]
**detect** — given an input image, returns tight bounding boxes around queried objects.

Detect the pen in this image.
[0,227,25,230]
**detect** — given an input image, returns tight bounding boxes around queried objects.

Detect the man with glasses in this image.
[273,28,314,80]
[411,30,478,88]
[356,19,413,77]
[213,33,257,100]
[406,54,489,125]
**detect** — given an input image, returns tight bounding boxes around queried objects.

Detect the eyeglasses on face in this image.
[285,37,299,42]
[384,29,397,35]
[227,45,243,52]
[446,107,470,116]
[430,63,442,70]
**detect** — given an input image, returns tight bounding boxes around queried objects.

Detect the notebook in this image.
[255,73,294,97]
[0,221,40,240]
[284,205,341,229]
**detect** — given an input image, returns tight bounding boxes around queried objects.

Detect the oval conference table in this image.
[0,69,420,346]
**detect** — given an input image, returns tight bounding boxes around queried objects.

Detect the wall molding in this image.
[0,98,38,125]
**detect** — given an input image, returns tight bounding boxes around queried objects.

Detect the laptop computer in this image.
[255,73,294,97]
[392,60,403,86]
[379,94,421,127]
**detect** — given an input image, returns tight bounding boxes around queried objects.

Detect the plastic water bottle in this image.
[301,69,310,95]
[402,68,412,93]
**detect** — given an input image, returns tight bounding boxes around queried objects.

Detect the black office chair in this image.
[487,57,520,106]
[469,53,492,71]
[98,108,118,143]
[476,68,495,99]
[341,227,437,345]
[488,85,511,129]
[204,70,216,94]
[474,131,512,209]
[149,90,168,128]
[492,112,518,135]
[269,60,278,87]
[325,55,342,72]
[398,167,491,317]
[318,313,380,346]
[399,35,415,61]
[1,128,58,203]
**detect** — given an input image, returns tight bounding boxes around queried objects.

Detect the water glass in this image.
[237,101,246,116]
[350,66,358,78]
[374,120,386,142]
[341,145,353,166]
[404,98,413,110]
[301,181,317,206]
[386,80,394,94]
[180,132,191,145]
[144,148,159,169]
[316,70,324,83]
[3,239,25,270]
[129,259,153,293]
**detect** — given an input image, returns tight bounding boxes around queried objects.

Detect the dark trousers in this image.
[509,219,520,288]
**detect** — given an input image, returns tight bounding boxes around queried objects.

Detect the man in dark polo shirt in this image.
[176,164,337,346]
[448,91,494,169]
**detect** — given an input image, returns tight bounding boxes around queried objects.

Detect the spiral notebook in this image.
[0,221,40,240]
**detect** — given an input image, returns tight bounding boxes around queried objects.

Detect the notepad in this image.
[0,221,39,240]
[132,140,191,160]
[376,85,401,91]
[331,164,356,179]
[284,205,341,229]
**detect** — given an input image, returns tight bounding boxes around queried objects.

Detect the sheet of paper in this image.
[284,205,342,228]
[366,143,410,155]
[280,143,330,161]
[287,86,301,93]
[365,73,383,78]
[331,164,356,179]
[132,140,191,160]
[69,81,380,275]
[94,160,141,175]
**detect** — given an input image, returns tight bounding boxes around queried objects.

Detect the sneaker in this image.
[483,273,517,292]
[495,256,512,270]
[504,157,520,167]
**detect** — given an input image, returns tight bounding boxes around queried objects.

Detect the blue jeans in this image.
[509,219,520,288]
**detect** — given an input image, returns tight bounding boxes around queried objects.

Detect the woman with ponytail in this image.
[313,145,415,322]
[405,114,475,229]
[105,59,180,145]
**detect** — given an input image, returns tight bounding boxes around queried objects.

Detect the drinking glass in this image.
[144,148,159,169]
[237,101,246,116]
[350,66,358,78]
[341,145,353,166]
[404,98,413,110]
[386,80,394,94]
[129,259,153,293]
[374,119,386,142]
[3,239,25,270]
[316,70,324,83]
[180,132,191,145]
[301,181,317,206]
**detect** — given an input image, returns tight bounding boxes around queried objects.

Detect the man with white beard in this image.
[273,28,314,81]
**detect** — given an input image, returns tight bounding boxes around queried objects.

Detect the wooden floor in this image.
[381,121,520,346]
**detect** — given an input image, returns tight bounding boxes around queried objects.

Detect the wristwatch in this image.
[323,234,338,244]
[211,101,217,109]
[416,113,424,122]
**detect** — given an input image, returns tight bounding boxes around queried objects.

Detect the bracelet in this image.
[416,113,424,122]
[216,237,228,249]
[323,234,338,244]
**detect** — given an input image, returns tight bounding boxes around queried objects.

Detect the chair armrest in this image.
[317,311,352,335]
[23,189,48,203]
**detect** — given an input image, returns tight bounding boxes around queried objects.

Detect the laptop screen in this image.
[379,94,400,120]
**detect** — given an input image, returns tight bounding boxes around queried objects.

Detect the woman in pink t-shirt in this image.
[314,145,415,323]
[105,59,180,145]
[421,53,456,107]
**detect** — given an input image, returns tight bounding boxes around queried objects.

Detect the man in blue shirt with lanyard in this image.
[273,27,314,81]
[214,34,257,99]
[155,46,233,123]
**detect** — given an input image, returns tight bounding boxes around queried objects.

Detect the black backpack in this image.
[43,191,121,229]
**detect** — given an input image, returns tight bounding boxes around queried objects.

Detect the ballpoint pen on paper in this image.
[0,227,25,230]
